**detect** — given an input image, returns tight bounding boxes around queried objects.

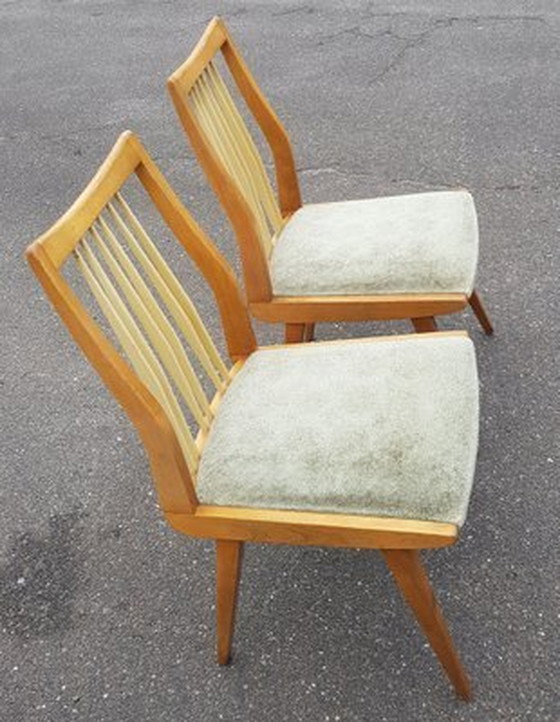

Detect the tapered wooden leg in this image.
[469,290,493,335]
[303,323,316,342]
[382,549,471,700]
[285,323,306,343]
[216,540,243,665]
[411,316,438,333]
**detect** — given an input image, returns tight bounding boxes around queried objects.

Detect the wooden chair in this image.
[26,132,480,700]
[167,17,494,343]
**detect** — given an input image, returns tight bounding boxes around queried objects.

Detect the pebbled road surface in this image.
[1,1,559,720]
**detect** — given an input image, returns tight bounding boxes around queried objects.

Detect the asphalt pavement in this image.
[1,1,559,720]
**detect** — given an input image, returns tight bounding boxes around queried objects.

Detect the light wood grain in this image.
[36,134,139,269]
[469,290,494,335]
[304,323,315,342]
[168,506,458,550]
[251,294,467,323]
[132,134,258,357]
[383,549,471,700]
[284,323,306,343]
[411,316,438,333]
[26,240,198,514]
[216,539,244,664]
[167,17,227,94]
[168,70,273,303]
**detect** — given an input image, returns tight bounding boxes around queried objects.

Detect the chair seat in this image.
[269,191,478,297]
[196,335,479,526]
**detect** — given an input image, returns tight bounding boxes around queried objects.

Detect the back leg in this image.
[285,323,315,343]
[285,323,305,343]
[469,290,493,335]
[411,316,438,333]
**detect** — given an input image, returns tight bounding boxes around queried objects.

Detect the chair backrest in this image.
[167,17,301,303]
[26,131,256,516]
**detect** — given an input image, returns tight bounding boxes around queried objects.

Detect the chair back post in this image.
[216,18,301,216]
[131,135,257,360]
[168,77,272,303]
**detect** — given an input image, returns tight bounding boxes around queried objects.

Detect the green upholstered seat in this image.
[270,191,478,297]
[196,334,479,526]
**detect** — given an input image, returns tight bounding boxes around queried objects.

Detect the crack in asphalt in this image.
[362,9,546,25]
[316,14,546,85]
[272,5,315,17]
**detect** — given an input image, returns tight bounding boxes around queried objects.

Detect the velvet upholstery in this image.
[196,335,479,526]
[270,191,478,297]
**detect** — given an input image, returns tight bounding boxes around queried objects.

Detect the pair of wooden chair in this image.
[26,17,491,701]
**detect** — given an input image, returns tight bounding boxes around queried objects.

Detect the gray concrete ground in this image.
[1,1,559,720]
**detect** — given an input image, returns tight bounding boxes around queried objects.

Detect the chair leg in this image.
[285,323,306,343]
[216,539,244,665]
[411,316,438,333]
[382,549,471,700]
[469,290,493,335]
